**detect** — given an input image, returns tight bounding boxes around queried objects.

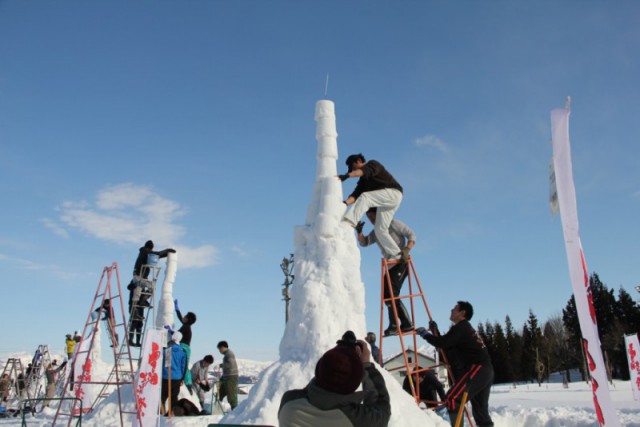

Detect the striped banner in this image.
[550,107,620,426]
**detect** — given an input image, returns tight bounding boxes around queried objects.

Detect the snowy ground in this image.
[1,351,638,427]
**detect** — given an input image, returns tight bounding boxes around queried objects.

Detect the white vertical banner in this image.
[550,106,620,426]
[624,334,640,401]
[72,335,97,415]
[133,328,164,427]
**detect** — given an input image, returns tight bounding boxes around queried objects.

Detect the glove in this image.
[169,248,177,253]
[429,320,439,332]
[415,327,429,338]
[355,221,365,234]
[201,383,211,392]
[338,174,349,182]
[174,299,180,311]
[164,325,174,334]
[401,247,410,263]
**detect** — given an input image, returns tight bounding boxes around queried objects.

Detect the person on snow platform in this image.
[43,360,67,407]
[278,330,391,427]
[416,301,494,427]
[339,153,404,262]
[174,299,196,389]
[357,207,416,336]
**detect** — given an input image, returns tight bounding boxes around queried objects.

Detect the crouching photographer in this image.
[278,330,391,427]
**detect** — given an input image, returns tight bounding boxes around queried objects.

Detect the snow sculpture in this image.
[155,252,178,331]
[222,100,440,426]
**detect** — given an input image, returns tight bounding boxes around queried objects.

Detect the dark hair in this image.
[186,312,197,324]
[457,300,474,320]
[365,332,376,344]
[204,355,214,364]
[217,341,228,349]
[145,240,154,249]
[366,207,377,215]
[345,153,365,167]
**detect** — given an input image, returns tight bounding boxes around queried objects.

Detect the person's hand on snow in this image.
[355,221,365,234]
[338,174,350,182]
[169,248,176,253]
[174,299,180,311]
[164,325,174,334]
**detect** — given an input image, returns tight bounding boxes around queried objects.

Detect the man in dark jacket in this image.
[128,240,175,309]
[339,153,403,261]
[416,301,494,427]
[402,368,446,408]
[278,332,391,427]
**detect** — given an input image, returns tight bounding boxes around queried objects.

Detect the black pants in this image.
[446,363,494,427]
[384,263,412,327]
[161,379,181,415]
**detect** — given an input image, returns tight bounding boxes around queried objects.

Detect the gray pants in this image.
[344,188,403,259]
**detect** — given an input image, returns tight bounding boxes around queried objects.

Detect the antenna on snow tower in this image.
[324,73,330,97]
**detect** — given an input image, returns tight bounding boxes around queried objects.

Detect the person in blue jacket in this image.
[161,331,187,416]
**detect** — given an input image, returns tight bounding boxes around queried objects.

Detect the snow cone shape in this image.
[222,100,440,426]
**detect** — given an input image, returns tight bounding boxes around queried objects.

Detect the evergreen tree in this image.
[492,322,514,383]
[505,316,523,381]
[562,294,587,381]
[521,310,542,382]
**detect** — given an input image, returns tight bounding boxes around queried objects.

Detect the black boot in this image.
[396,301,414,332]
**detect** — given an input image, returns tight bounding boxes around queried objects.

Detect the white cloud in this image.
[413,134,449,154]
[50,183,218,269]
[232,245,249,257]
[41,218,70,238]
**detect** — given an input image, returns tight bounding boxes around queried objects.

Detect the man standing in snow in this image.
[217,340,239,410]
[278,332,391,427]
[357,207,416,336]
[339,153,404,261]
[43,360,67,407]
[416,301,494,427]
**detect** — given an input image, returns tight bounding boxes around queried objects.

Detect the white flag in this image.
[551,106,620,426]
[624,334,640,401]
[133,328,164,427]
[72,334,97,416]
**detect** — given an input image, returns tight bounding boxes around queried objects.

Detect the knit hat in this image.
[315,346,364,395]
[171,331,183,343]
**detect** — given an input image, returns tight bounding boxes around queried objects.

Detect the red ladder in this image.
[378,256,474,426]
[52,262,141,427]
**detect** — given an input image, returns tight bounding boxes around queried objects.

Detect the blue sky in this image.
[1,1,639,362]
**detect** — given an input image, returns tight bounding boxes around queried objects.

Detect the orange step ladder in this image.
[378,256,474,426]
